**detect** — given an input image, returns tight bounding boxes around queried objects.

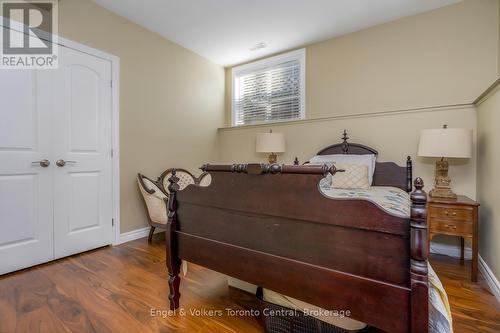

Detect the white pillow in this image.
[309,154,376,185]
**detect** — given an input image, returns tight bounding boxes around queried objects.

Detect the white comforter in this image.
[319,181,411,218]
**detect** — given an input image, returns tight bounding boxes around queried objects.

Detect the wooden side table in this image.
[428,195,480,282]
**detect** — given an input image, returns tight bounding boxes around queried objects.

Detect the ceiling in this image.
[94,0,460,67]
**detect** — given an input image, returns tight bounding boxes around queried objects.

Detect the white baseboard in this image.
[430,242,499,303]
[118,226,151,244]
[430,241,472,260]
[479,256,500,303]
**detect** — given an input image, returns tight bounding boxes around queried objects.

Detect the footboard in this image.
[165,163,428,333]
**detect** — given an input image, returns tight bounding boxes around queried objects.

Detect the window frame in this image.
[231,48,306,127]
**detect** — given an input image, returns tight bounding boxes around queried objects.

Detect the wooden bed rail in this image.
[165,167,428,333]
[200,163,344,176]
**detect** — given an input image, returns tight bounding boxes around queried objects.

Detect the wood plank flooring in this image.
[0,233,498,333]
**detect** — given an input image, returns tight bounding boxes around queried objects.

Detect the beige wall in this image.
[219,0,499,249]
[476,82,500,281]
[58,0,225,233]
[219,0,496,199]
[498,0,500,76]
[225,0,498,121]
[217,106,477,200]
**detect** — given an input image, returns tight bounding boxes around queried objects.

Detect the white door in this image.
[52,46,113,258]
[0,69,55,275]
[0,33,114,274]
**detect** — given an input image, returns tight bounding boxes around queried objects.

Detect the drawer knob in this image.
[444,224,457,229]
[444,211,457,216]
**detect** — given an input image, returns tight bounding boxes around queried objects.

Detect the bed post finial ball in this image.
[411,177,426,204]
[414,177,424,190]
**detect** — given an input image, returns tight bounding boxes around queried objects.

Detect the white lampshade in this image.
[256,132,285,153]
[418,127,472,158]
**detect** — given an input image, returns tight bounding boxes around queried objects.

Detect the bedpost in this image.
[165,169,181,310]
[410,177,428,333]
[406,156,413,193]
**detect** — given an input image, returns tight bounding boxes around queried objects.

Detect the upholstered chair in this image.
[158,168,197,194]
[137,173,168,242]
[198,172,212,187]
[139,170,211,243]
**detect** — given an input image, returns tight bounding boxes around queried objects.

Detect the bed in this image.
[164,132,429,333]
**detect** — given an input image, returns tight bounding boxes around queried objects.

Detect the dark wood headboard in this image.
[314,130,412,192]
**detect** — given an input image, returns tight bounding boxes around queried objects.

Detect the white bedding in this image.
[319,180,411,218]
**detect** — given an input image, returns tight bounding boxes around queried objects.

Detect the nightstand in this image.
[428,195,480,282]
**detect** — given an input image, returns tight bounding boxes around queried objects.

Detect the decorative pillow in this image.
[331,164,370,189]
[309,154,376,185]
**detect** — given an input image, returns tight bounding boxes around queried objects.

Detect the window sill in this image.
[219,118,306,131]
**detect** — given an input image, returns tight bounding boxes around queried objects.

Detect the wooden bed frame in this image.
[165,132,429,333]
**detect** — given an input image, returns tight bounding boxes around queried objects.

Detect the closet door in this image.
[0,69,55,275]
[52,46,113,258]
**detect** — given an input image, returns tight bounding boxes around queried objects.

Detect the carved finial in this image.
[341,130,349,153]
[414,177,424,190]
[342,130,349,143]
[269,164,282,174]
[294,157,299,166]
[411,177,426,205]
[167,169,180,193]
[200,164,208,171]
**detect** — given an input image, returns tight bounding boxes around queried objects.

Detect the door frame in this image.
[56,37,121,246]
[1,18,121,246]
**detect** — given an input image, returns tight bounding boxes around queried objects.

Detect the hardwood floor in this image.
[428,254,500,333]
[0,234,498,333]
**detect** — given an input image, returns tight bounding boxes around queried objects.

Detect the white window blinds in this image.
[232,49,305,126]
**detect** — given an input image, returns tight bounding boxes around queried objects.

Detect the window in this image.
[232,49,305,126]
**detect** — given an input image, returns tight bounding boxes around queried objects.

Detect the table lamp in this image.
[256,130,285,164]
[417,125,472,199]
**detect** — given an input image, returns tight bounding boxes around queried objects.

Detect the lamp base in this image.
[268,153,277,164]
[429,188,457,199]
[429,158,457,199]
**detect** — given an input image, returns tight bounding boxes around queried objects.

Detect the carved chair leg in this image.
[148,226,155,242]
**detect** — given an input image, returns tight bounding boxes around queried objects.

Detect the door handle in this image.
[31,159,50,167]
[56,159,77,167]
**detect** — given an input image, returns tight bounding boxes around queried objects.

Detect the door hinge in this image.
[110,148,113,158]
[112,218,114,226]
[110,80,113,88]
